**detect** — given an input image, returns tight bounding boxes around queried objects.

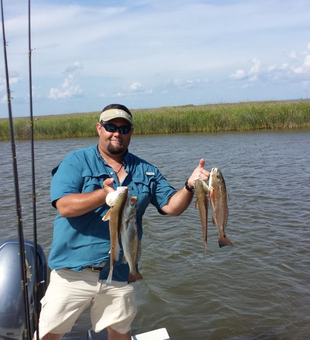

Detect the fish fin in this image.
[218,233,233,248]
[102,208,112,221]
[202,180,210,193]
[195,199,198,209]
[209,188,215,200]
[106,267,113,284]
[122,254,128,264]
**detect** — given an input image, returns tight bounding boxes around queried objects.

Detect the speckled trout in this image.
[120,196,143,283]
[209,168,233,247]
[103,187,128,284]
[194,178,209,253]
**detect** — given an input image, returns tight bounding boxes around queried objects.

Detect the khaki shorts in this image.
[38,269,137,338]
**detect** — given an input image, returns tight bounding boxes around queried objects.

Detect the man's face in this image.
[97,118,133,156]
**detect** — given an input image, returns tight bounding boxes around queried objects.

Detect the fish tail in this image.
[128,270,143,283]
[218,233,233,248]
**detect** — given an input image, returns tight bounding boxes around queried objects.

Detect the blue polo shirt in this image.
[49,144,176,281]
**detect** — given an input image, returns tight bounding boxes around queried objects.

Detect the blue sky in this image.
[1,0,310,118]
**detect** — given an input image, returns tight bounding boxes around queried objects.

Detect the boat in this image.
[87,327,171,340]
[0,239,48,340]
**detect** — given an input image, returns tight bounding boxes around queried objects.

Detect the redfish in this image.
[209,168,233,247]
[120,196,143,283]
[103,187,128,284]
[194,178,209,253]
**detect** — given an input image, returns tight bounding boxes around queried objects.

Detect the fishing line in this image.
[1,1,32,339]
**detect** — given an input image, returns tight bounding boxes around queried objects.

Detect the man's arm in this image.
[55,178,115,218]
[161,159,210,216]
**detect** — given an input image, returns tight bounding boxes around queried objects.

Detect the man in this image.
[37,104,210,340]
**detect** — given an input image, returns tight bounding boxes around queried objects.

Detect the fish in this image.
[120,195,143,283]
[105,186,128,207]
[194,178,209,253]
[103,186,129,284]
[208,168,233,247]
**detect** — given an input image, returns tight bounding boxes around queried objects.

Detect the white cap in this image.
[99,108,133,125]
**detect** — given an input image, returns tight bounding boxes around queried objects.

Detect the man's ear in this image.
[96,122,101,135]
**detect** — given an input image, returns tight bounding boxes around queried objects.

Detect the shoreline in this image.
[1,100,309,141]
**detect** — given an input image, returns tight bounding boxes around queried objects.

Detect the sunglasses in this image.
[100,122,132,135]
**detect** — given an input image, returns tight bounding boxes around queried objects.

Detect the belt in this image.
[86,262,107,272]
[87,266,103,271]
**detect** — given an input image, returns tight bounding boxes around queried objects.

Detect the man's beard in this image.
[107,142,126,155]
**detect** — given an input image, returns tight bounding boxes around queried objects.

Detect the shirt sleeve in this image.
[50,153,84,208]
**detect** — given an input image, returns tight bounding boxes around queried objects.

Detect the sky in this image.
[0,0,310,118]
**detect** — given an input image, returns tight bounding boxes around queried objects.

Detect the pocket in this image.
[82,175,108,193]
[129,177,155,213]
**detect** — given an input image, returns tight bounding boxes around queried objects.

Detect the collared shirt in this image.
[49,144,176,281]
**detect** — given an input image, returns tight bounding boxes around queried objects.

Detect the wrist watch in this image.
[184,179,194,193]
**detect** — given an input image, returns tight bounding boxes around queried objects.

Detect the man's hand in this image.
[187,158,210,189]
[102,177,116,195]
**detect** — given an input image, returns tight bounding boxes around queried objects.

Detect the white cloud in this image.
[230,42,310,87]
[230,58,261,82]
[164,77,209,90]
[249,58,261,75]
[230,70,247,80]
[64,61,83,73]
[99,81,153,99]
[130,82,142,91]
[0,73,20,89]
[293,54,310,75]
[49,61,83,99]
[304,55,310,68]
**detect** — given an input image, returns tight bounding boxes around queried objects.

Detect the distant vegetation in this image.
[0,100,309,141]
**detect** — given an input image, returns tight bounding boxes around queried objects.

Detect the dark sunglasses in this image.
[100,121,132,135]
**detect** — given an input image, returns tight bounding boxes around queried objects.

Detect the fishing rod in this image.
[1,1,32,339]
[28,0,41,338]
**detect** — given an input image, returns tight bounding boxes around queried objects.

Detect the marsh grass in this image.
[0,100,309,140]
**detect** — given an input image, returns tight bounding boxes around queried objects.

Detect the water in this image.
[0,130,310,340]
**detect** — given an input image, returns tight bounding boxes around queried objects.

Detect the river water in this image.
[0,130,309,340]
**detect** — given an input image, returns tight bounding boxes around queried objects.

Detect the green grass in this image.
[0,100,309,140]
